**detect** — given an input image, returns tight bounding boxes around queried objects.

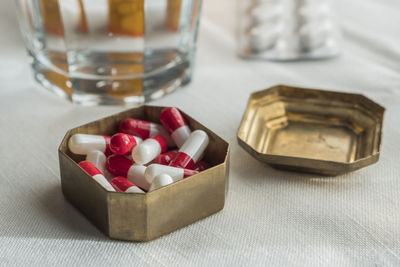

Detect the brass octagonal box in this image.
[238,85,384,176]
[58,106,230,241]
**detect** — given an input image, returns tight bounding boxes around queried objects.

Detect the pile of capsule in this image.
[68,107,210,193]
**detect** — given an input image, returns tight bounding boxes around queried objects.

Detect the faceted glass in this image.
[15,0,202,105]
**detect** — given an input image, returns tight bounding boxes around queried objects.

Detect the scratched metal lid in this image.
[237,85,385,176]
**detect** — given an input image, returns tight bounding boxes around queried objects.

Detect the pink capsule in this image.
[119,118,174,147]
[78,161,115,192]
[132,135,168,165]
[160,107,192,148]
[110,176,145,193]
[169,130,209,169]
[106,155,150,191]
[145,164,199,184]
[110,133,142,155]
[68,134,112,155]
[193,161,210,171]
[153,151,178,165]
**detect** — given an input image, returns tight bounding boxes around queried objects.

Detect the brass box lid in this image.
[237,85,385,176]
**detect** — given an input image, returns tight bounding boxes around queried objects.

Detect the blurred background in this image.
[3,0,400,106]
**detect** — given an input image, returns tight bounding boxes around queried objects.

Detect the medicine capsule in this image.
[132,135,168,165]
[193,161,210,172]
[119,118,174,147]
[110,176,145,193]
[106,155,150,191]
[110,133,142,155]
[149,174,174,191]
[160,107,191,148]
[169,130,209,169]
[153,151,178,165]
[78,161,115,192]
[145,164,199,184]
[68,134,112,155]
[86,150,107,174]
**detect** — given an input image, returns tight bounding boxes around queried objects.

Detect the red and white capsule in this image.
[149,174,174,191]
[110,177,145,193]
[169,130,209,169]
[86,150,107,174]
[132,135,168,165]
[110,133,142,155]
[152,151,178,165]
[160,107,191,148]
[106,155,150,191]
[86,150,114,179]
[78,161,115,192]
[145,164,199,184]
[68,134,112,155]
[119,118,174,147]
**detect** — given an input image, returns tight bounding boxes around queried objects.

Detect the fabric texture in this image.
[1,0,400,266]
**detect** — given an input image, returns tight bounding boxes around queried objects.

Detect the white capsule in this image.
[126,186,145,193]
[181,130,209,162]
[127,165,150,191]
[145,164,199,184]
[149,174,174,191]
[78,161,115,192]
[119,118,174,147]
[131,136,168,165]
[169,130,209,169]
[68,134,111,155]
[160,107,192,148]
[92,174,115,192]
[150,124,175,147]
[86,150,115,180]
[86,150,106,174]
[171,126,192,148]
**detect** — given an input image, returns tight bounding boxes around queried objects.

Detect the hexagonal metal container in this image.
[237,85,384,176]
[58,106,230,241]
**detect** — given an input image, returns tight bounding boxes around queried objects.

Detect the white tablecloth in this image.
[1,0,400,266]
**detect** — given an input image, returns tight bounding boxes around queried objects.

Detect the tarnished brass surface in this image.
[59,106,230,241]
[237,85,385,176]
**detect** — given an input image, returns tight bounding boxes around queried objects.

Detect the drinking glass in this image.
[15,0,202,105]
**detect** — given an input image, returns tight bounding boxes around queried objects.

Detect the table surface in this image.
[1,0,400,266]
